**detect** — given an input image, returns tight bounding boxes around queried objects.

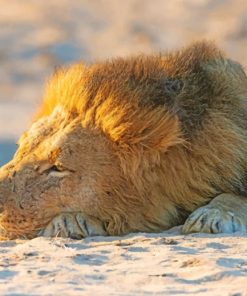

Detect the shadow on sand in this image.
[0,140,16,166]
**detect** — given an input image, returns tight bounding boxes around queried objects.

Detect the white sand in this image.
[1,228,247,295]
[1,1,247,295]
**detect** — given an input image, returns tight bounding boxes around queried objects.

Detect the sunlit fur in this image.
[0,41,246,239]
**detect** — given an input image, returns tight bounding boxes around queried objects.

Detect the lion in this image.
[0,41,247,240]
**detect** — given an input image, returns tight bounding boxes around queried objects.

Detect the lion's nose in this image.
[0,191,5,213]
[0,161,18,213]
[0,174,10,214]
[0,196,4,214]
[0,180,8,213]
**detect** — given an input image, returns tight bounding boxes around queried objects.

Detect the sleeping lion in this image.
[0,41,247,240]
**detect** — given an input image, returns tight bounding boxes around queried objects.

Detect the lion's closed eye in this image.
[38,162,72,177]
[46,165,64,174]
[46,164,72,178]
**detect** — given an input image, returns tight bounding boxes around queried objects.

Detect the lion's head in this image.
[1,42,230,239]
[0,52,186,239]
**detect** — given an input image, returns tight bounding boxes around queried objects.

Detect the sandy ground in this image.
[1,1,247,295]
[1,228,247,296]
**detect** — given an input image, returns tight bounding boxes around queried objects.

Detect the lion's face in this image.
[0,106,123,239]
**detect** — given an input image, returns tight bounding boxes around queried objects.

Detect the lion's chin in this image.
[0,221,42,241]
[0,231,38,241]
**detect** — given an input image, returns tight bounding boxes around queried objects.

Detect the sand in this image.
[1,228,247,295]
[1,1,247,295]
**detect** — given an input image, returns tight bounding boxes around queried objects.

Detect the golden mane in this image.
[34,41,223,151]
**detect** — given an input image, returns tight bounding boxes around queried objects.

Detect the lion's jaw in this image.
[0,106,121,239]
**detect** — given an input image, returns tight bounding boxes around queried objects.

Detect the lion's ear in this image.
[164,79,184,98]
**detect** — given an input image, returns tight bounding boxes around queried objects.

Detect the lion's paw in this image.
[182,206,247,234]
[39,212,106,239]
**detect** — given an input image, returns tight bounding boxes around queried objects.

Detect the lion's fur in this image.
[0,41,247,239]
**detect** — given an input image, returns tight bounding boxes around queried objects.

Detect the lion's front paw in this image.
[39,212,106,239]
[182,206,247,234]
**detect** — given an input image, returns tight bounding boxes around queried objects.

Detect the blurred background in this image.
[1,0,247,165]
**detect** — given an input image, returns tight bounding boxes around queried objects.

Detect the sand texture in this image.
[1,228,247,296]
